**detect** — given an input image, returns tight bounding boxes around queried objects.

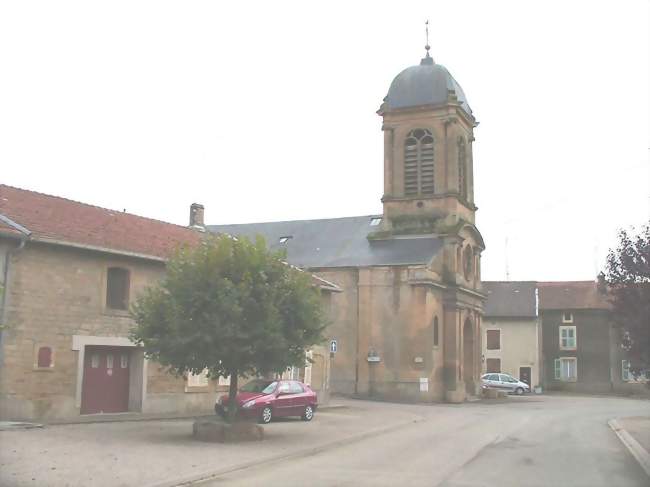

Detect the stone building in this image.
[482,281,540,389]
[0,186,339,420]
[211,47,486,403]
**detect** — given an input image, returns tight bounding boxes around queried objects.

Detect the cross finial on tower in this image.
[425,20,431,57]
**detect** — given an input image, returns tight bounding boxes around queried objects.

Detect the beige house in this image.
[482,282,540,388]
[211,47,486,403]
[0,186,338,421]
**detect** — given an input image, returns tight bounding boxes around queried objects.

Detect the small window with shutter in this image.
[36,346,53,368]
[486,329,500,350]
[486,358,501,373]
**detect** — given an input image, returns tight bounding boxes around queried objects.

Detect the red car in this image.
[215,379,317,424]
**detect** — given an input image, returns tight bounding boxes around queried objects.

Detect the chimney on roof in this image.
[597,272,607,295]
[189,203,205,231]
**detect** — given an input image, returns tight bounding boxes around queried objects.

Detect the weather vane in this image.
[425,19,431,56]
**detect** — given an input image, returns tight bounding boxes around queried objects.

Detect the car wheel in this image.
[515,387,524,395]
[260,406,273,424]
[302,405,314,422]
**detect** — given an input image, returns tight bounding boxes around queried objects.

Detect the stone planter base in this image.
[482,388,508,399]
[192,419,264,443]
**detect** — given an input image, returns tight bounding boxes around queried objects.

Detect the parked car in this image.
[481,373,530,395]
[215,379,317,424]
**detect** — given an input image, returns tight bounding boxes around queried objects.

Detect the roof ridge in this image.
[483,280,538,284]
[208,214,383,227]
[538,280,597,285]
[0,183,194,232]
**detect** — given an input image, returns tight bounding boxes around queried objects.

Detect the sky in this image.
[1,0,648,281]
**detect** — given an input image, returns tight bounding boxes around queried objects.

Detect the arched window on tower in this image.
[404,129,434,196]
[463,245,474,281]
[433,317,439,347]
[458,137,467,200]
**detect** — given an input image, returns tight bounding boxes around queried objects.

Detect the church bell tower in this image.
[377,44,478,235]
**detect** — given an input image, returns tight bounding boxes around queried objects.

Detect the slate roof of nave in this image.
[208,215,443,269]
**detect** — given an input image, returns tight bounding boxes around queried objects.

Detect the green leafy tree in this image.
[603,224,650,379]
[130,234,327,421]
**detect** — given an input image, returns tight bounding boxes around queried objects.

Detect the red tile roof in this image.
[538,281,611,310]
[0,184,202,260]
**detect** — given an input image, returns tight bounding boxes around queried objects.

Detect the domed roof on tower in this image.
[383,49,472,116]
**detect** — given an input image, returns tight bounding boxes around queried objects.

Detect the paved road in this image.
[199,395,649,487]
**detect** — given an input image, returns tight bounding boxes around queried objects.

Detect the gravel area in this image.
[0,400,420,487]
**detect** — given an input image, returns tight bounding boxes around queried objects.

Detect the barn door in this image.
[81,346,130,414]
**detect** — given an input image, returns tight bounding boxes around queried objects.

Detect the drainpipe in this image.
[0,214,32,369]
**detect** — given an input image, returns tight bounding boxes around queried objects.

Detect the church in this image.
[209,46,486,403]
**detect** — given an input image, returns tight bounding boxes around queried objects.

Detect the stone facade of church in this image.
[211,49,486,403]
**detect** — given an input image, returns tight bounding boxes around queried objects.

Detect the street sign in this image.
[329,339,338,354]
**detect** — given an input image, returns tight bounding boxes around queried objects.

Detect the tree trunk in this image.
[226,370,238,423]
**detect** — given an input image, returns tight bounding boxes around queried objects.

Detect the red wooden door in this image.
[81,346,130,414]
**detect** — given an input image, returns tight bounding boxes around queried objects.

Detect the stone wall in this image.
[314,265,449,402]
[0,240,216,420]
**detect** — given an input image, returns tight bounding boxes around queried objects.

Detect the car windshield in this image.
[239,380,277,394]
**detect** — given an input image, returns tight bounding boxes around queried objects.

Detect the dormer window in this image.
[404,129,434,196]
[370,217,382,226]
[279,236,292,244]
[106,267,130,310]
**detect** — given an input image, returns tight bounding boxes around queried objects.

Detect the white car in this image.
[481,373,530,395]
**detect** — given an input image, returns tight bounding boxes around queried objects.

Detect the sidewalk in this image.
[608,416,650,478]
[0,400,420,487]
[619,417,650,453]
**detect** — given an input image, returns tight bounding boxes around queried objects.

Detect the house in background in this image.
[538,280,647,394]
[538,281,611,393]
[482,281,540,389]
[0,185,339,421]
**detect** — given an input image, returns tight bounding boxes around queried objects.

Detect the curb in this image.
[44,413,216,426]
[146,416,424,487]
[0,421,44,431]
[608,419,650,478]
[38,404,347,427]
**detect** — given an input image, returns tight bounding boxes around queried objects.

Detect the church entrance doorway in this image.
[463,318,475,395]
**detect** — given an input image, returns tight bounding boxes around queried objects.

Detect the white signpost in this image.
[329,339,338,354]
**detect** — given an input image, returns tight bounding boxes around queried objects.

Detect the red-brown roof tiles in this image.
[0,184,202,260]
[538,281,610,310]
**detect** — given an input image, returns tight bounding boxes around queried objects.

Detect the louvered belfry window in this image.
[404,129,434,196]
